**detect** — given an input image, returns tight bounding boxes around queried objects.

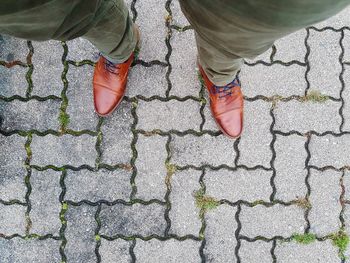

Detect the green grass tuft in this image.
[95,235,101,242]
[302,90,329,103]
[195,189,220,217]
[59,111,70,128]
[331,230,349,259]
[292,233,316,244]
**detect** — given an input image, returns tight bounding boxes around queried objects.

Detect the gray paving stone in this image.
[65,169,132,202]
[0,65,28,97]
[275,135,308,201]
[31,41,64,97]
[134,239,201,263]
[137,100,201,131]
[0,204,26,235]
[274,100,341,133]
[135,0,168,62]
[240,64,306,97]
[310,134,350,168]
[238,100,272,167]
[239,240,272,263]
[100,203,166,236]
[309,169,342,236]
[171,134,236,167]
[275,240,340,263]
[308,29,342,98]
[101,101,133,165]
[240,204,305,238]
[0,35,28,62]
[126,64,168,97]
[170,0,190,27]
[343,31,350,63]
[169,169,201,236]
[204,204,237,262]
[30,170,61,235]
[0,99,60,132]
[169,30,200,97]
[66,64,99,131]
[31,134,97,167]
[0,238,61,263]
[343,170,350,201]
[0,134,27,202]
[202,96,219,131]
[342,66,350,131]
[314,6,350,29]
[66,38,99,62]
[205,168,272,202]
[65,204,97,263]
[99,239,132,263]
[135,135,167,200]
[274,29,307,63]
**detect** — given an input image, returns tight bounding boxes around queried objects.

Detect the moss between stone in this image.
[195,189,220,217]
[331,230,349,259]
[165,162,177,187]
[58,111,70,130]
[294,197,312,209]
[292,233,316,244]
[301,90,329,103]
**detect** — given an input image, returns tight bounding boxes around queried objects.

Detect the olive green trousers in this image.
[0,0,137,63]
[1,0,350,83]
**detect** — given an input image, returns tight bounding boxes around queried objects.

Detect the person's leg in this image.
[180,0,350,86]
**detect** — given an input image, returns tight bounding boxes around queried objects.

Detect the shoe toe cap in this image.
[216,109,243,138]
[94,88,122,117]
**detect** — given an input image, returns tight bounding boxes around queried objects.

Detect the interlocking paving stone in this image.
[135,0,168,62]
[238,100,272,167]
[240,64,306,97]
[0,239,61,263]
[169,30,200,97]
[0,99,60,132]
[245,48,272,64]
[274,100,341,133]
[240,204,305,238]
[31,134,97,167]
[99,239,132,263]
[309,169,342,236]
[343,170,350,200]
[65,169,132,202]
[66,64,98,131]
[135,134,167,200]
[66,38,99,62]
[308,29,342,98]
[100,203,166,236]
[0,204,26,235]
[101,101,133,165]
[275,240,340,262]
[274,29,307,63]
[134,239,201,263]
[342,66,350,131]
[169,169,201,236]
[30,170,61,235]
[205,168,272,202]
[239,240,272,263]
[274,134,308,201]
[309,134,350,168]
[204,204,237,262]
[171,134,236,167]
[65,204,97,263]
[170,0,190,27]
[0,65,28,97]
[137,100,201,131]
[31,41,64,97]
[126,64,168,97]
[344,31,350,63]
[0,35,28,63]
[0,134,27,202]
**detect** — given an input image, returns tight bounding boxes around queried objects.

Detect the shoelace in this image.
[104,59,121,75]
[211,77,240,98]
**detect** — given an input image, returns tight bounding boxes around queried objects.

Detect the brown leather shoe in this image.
[199,65,244,138]
[93,54,134,116]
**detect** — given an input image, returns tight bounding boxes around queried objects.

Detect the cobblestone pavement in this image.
[2,1,350,263]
